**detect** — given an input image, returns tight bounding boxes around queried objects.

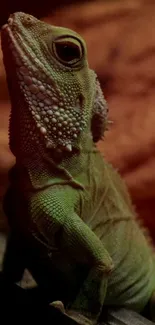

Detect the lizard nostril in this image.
[25,16,32,23]
[20,13,35,27]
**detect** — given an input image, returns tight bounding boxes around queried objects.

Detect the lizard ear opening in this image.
[91,78,109,143]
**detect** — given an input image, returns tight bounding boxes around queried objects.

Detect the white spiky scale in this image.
[35,114,41,121]
[39,85,45,91]
[40,127,47,134]
[54,111,60,117]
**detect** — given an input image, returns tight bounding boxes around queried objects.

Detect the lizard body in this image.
[1,12,155,324]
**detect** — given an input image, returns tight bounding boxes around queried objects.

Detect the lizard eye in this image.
[53,37,83,66]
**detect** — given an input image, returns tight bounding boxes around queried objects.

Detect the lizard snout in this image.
[7,12,37,29]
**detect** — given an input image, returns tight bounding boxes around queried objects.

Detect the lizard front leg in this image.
[59,213,114,324]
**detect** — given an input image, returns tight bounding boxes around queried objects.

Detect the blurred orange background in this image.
[0,0,155,241]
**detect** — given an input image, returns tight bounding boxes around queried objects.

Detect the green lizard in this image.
[1,12,155,325]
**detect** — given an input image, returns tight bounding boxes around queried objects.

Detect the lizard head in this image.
[1,12,108,161]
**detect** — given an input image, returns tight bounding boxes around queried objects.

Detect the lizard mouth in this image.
[1,13,86,154]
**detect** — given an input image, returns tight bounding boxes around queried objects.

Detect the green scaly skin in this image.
[1,12,155,324]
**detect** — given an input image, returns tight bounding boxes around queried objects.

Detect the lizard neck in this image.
[14,132,94,192]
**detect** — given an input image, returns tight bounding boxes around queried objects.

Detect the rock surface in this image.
[0,0,155,241]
